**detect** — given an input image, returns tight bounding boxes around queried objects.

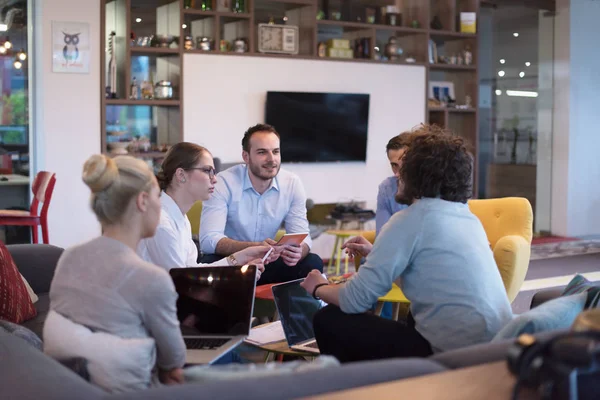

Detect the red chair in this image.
[0,171,56,244]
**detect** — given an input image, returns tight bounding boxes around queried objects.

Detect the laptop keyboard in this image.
[185,338,230,350]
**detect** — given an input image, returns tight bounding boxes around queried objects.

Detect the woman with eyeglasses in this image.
[138,142,271,277]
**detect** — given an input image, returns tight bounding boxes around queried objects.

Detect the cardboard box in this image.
[460,12,476,33]
[327,47,354,59]
[326,38,350,49]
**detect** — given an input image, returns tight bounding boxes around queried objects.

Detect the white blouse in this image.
[138,192,225,271]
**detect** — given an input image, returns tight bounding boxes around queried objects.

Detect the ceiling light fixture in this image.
[513,32,519,37]
[13,59,22,69]
[135,17,142,23]
[495,89,502,96]
[519,71,525,78]
[498,70,505,77]
[182,23,187,29]
[525,62,531,67]
[500,59,505,64]
[506,90,538,98]
[0,24,7,32]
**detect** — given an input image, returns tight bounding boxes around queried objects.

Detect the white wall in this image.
[33,0,101,247]
[183,54,426,209]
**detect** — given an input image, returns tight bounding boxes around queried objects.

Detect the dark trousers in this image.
[313,305,433,363]
[199,253,323,285]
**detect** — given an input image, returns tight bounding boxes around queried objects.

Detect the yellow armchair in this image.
[354,197,533,303]
[468,197,533,302]
[187,201,203,237]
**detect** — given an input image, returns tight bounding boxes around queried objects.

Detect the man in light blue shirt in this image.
[375,133,413,236]
[200,124,323,284]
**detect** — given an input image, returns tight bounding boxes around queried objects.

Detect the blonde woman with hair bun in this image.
[44,154,186,392]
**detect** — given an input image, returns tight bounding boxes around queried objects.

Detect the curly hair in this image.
[397,125,473,204]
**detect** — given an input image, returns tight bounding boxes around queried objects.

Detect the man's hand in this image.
[159,367,184,385]
[281,244,303,266]
[300,270,329,297]
[341,236,373,261]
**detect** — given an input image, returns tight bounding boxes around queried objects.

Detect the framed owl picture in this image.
[52,21,90,74]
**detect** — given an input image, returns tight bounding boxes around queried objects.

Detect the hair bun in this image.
[82,154,119,193]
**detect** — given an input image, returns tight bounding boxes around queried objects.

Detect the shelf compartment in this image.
[375,29,428,64]
[254,1,315,56]
[106,99,181,106]
[430,30,477,40]
[130,47,180,55]
[429,63,476,71]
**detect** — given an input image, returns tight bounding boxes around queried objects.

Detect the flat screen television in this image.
[265,91,370,163]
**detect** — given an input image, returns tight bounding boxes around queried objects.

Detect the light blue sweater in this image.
[339,198,513,353]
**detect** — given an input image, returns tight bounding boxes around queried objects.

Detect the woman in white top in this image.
[46,154,186,391]
[138,142,271,276]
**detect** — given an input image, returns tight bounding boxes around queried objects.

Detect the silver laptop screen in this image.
[170,265,256,336]
[272,279,323,346]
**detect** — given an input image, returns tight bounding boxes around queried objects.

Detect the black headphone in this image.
[507,331,600,400]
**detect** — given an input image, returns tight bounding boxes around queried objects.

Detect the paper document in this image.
[245,321,286,345]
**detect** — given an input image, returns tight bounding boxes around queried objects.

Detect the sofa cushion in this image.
[115,358,447,400]
[0,241,37,323]
[21,293,50,338]
[562,274,600,308]
[0,319,42,350]
[44,310,157,394]
[492,292,587,341]
[0,327,104,400]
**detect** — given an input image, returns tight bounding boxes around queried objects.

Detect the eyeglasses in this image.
[186,166,216,179]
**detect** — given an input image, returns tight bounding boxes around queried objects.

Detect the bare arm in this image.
[300,270,341,306]
[214,237,264,256]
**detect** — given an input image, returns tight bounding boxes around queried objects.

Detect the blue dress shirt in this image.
[199,164,312,254]
[376,176,408,236]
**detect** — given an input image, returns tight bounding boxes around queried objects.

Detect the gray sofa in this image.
[0,244,563,399]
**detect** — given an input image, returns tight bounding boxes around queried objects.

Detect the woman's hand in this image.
[262,238,284,262]
[235,245,276,265]
[341,236,373,260]
[246,259,265,281]
[159,367,184,385]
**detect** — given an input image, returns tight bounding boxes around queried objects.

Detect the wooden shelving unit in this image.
[101,0,480,186]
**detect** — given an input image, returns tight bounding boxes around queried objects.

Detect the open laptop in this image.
[271,278,323,354]
[170,265,257,364]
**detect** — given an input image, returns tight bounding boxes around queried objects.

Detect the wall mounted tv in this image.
[265,91,370,163]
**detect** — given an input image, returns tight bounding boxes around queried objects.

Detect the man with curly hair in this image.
[301,126,512,363]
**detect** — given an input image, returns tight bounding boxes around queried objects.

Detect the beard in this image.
[248,160,280,181]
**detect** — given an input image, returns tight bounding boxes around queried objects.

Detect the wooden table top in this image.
[251,338,317,357]
[305,361,538,400]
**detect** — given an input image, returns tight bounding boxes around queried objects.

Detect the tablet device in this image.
[276,233,309,246]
